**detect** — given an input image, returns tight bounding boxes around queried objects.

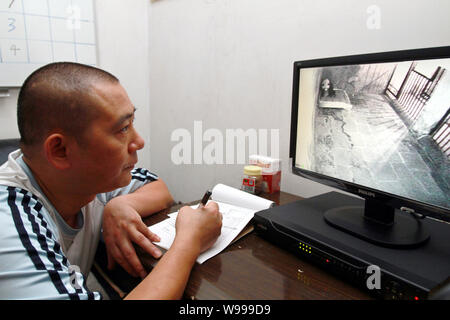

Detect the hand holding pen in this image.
[198,190,212,208]
[175,190,222,253]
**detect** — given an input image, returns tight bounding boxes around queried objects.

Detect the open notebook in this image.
[148,183,275,264]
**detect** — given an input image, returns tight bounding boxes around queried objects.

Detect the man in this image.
[0,62,222,299]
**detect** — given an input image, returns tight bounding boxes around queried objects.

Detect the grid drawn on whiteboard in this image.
[0,0,97,66]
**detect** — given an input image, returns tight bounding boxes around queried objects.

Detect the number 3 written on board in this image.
[8,17,16,32]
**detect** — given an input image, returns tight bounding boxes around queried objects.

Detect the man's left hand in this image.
[102,197,162,279]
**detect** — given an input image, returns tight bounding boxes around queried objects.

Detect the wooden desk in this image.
[138,191,372,300]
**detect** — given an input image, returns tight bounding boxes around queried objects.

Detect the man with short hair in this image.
[0,62,222,299]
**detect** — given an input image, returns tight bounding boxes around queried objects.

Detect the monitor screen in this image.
[290,46,450,247]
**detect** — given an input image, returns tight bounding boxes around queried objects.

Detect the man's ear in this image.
[43,133,71,170]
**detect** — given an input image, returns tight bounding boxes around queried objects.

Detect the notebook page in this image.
[148,184,274,264]
[211,183,274,211]
[149,201,255,264]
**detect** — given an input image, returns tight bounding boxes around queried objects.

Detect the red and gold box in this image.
[249,155,281,194]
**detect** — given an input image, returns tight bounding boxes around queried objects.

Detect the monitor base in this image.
[324,205,430,249]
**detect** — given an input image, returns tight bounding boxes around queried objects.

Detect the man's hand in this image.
[124,201,222,299]
[102,197,163,279]
[174,202,223,254]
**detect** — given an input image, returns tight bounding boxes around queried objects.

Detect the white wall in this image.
[0,89,20,139]
[95,0,151,168]
[148,0,450,202]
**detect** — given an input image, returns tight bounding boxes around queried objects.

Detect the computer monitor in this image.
[290,46,450,249]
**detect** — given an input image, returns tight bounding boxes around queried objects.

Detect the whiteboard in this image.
[0,0,97,87]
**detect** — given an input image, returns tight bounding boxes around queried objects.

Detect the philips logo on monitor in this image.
[358,189,376,198]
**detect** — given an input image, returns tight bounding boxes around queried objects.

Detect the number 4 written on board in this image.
[10,44,20,55]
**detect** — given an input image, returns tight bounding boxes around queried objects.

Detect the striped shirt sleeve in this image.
[0,186,101,300]
[130,167,158,183]
[97,167,159,204]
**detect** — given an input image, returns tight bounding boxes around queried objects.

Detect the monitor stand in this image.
[323,198,430,248]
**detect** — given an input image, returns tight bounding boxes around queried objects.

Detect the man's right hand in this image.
[174,202,222,254]
[125,201,222,299]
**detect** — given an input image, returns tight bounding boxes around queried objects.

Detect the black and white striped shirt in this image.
[0,150,158,299]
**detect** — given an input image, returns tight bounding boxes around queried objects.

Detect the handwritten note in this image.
[148,184,274,264]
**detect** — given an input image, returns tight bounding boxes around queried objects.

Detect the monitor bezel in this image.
[289,46,450,223]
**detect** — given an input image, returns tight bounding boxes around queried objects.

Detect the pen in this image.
[198,190,212,208]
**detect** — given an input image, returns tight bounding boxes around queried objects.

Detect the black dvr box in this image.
[253,192,450,300]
